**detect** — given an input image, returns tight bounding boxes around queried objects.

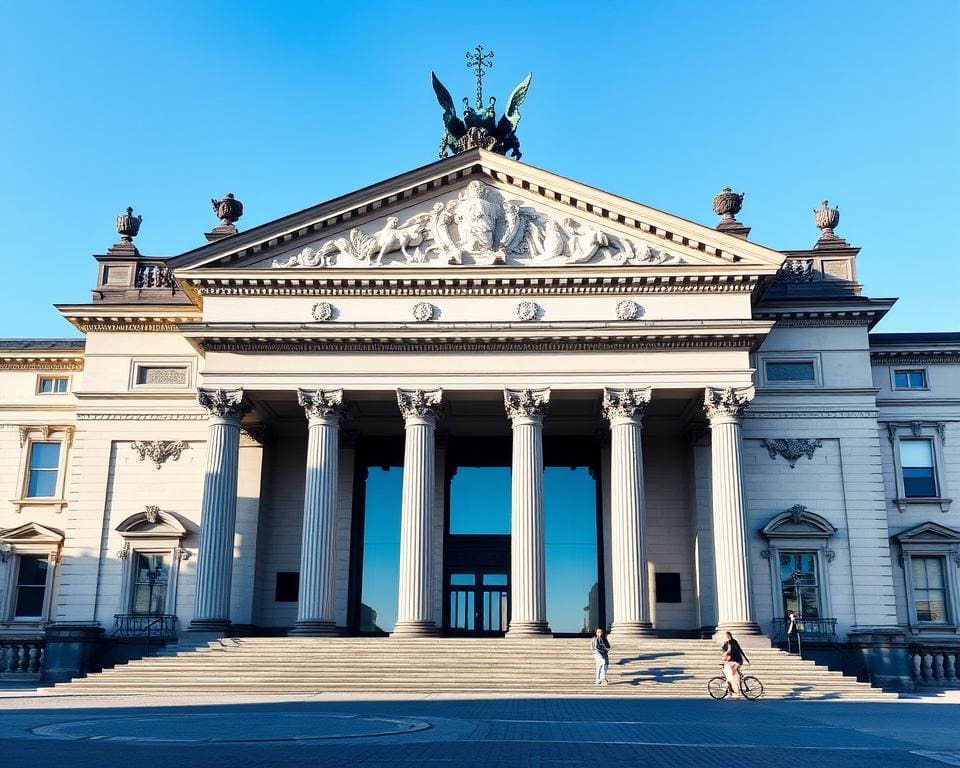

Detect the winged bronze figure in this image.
[431,71,533,160]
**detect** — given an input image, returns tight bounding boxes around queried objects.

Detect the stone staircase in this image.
[47,637,894,699]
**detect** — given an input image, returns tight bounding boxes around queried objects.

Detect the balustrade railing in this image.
[134,262,175,289]
[112,614,178,641]
[909,646,960,686]
[771,617,838,643]
[0,639,44,677]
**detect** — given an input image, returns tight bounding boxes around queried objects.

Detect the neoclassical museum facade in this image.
[1,149,958,687]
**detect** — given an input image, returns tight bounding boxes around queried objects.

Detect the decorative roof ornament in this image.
[813,200,847,248]
[206,193,244,242]
[712,188,750,238]
[111,206,142,253]
[431,45,532,160]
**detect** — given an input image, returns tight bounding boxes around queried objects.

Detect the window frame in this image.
[891,367,929,391]
[13,426,73,513]
[893,522,960,634]
[0,522,63,625]
[36,375,70,395]
[115,508,188,618]
[757,353,823,388]
[887,423,952,513]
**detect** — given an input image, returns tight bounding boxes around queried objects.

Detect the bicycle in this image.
[708,664,764,700]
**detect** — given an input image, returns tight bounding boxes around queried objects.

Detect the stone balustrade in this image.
[909,646,960,686]
[0,639,44,677]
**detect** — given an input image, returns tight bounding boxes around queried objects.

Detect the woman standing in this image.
[591,628,611,685]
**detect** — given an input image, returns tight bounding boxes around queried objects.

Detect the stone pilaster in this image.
[290,388,344,636]
[703,386,762,638]
[393,389,442,636]
[504,388,551,637]
[189,388,248,632]
[603,387,655,638]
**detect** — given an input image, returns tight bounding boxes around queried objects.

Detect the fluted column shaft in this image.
[393,389,442,636]
[604,387,655,638]
[704,386,762,637]
[190,388,247,631]
[291,389,343,635]
[505,388,551,637]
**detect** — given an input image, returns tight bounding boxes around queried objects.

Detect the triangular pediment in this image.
[169,150,786,277]
[0,522,64,546]
[892,521,960,545]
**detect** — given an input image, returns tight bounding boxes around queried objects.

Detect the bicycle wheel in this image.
[740,675,764,700]
[707,676,730,700]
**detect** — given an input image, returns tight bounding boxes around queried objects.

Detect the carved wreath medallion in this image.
[311,301,334,322]
[412,302,435,322]
[615,300,642,320]
[516,301,540,321]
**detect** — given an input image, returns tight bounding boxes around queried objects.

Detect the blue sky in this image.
[1,1,957,337]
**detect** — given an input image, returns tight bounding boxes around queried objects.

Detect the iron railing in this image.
[771,616,838,643]
[112,613,178,644]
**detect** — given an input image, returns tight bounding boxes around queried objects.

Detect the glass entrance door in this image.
[447,571,509,635]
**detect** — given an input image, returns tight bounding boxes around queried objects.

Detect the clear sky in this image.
[1,1,957,337]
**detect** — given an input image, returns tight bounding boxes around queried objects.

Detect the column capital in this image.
[397,388,442,423]
[703,386,754,424]
[197,387,250,422]
[504,388,550,422]
[297,388,344,424]
[603,387,652,424]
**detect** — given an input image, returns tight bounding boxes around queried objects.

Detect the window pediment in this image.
[0,522,64,547]
[892,521,960,546]
[116,506,187,540]
[760,505,837,540]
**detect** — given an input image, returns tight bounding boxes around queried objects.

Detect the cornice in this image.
[744,410,879,420]
[0,357,84,371]
[185,270,762,298]
[871,352,960,365]
[76,412,209,421]
[55,305,202,334]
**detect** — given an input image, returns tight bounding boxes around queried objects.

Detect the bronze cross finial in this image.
[465,44,494,110]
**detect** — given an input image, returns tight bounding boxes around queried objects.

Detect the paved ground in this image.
[0,689,958,766]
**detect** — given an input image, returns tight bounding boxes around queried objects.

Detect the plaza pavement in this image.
[0,688,958,767]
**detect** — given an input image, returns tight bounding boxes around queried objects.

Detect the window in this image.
[655,572,682,603]
[894,369,927,390]
[131,553,170,615]
[14,555,49,619]
[765,361,816,383]
[779,552,821,619]
[900,439,937,498]
[37,377,68,394]
[275,572,299,602]
[911,556,948,623]
[26,443,60,498]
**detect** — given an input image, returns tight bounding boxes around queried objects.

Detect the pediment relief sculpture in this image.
[270,181,685,270]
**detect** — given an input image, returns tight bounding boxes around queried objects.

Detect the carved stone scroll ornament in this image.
[197,388,250,421]
[130,440,188,469]
[270,181,685,270]
[702,386,753,423]
[397,389,443,422]
[504,388,551,421]
[297,388,344,422]
[602,387,652,422]
[760,438,823,468]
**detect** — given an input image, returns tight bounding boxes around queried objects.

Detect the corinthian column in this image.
[190,388,249,631]
[504,388,551,637]
[393,388,442,636]
[290,388,344,636]
[703,386,762,637]
[603,387,655,638]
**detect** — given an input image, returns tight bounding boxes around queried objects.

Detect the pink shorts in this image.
[724,661,740,674]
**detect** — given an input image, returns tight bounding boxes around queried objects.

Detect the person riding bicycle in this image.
[721,631,750,696]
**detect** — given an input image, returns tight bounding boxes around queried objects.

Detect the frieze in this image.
[0,358,84,371]
[745,410,878,419]
[759,438,823,468]
[871,353,960,365]
[130,440,189,469]
[77,413,208,421]
[504,388,550,420]
[269,181,685,271]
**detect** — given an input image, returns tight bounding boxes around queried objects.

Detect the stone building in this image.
[1,149,957,689]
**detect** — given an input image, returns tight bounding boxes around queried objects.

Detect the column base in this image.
[713,621,766,645]
[288,620,339,637]
[187,618,232,633]
[505,620,552,638]
[609,621,656,639]
[391,621,440,637]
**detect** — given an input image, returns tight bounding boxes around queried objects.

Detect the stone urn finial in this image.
[116,206,142,243]
[814,199,840,239]
[212,193,244,226]
[712,187,744,225]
